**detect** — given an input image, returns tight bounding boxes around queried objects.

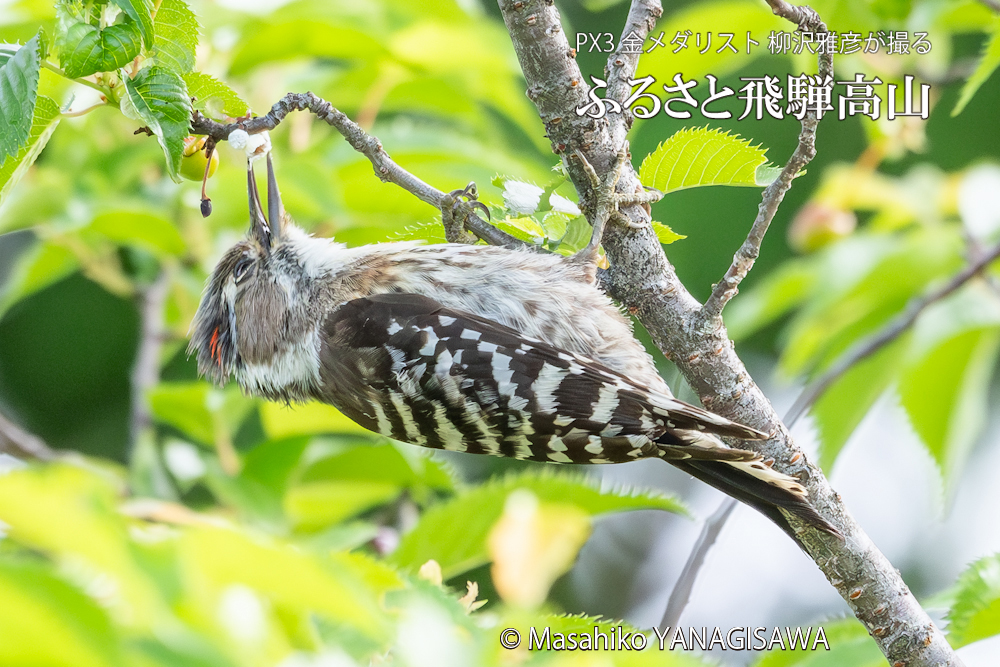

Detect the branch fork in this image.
[498,1,964,665]
[571,142,661,264]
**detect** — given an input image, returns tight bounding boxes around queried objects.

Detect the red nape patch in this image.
[210,328,220,361]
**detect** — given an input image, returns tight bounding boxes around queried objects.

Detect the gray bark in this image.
[496,1,963,665]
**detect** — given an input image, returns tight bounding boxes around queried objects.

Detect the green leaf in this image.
[952,20,1000,117]
[183,71,248,119]
[391,469,686,578]
[391,219,448,245]
[149,382,214,444]
[259,400,372,439]
[285,480,401,530]
[899,285,1000,487]
[948,553,1000,647]
[0,44,18,68]
[151,0,199,74]
[812,337,907,472]
[239,436,309,499]
[0,94,60,208]
[110,0,154,49]
[934,1,995,32]
[540,211,570,241]
[89,210,186,256]
[123,638,238,667]
[0,560,122,667]
[755,163,788,186]
[780,229,964,378]
[0,32,42,164]
[180,526,387,638]
[122,65,191,182]
[652,220,685,244]
[639,127,779,195]
[752,617,883,666]
[0,465,162,627]
[229,20,386,75]
[871,0,912,20]
[495,214,546,243]
[559,214,593,254]
[328,551,406,597]
[389,19,549,153]
[201,458,291,522]
[58,20,142,78]
[0,238,78,319]
[299,442,455,492]
[148,382,253,446]
[726,259,818,341]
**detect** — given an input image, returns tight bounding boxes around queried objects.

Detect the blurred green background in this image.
[2,0,1000,665]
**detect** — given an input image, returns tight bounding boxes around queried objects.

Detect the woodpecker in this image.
[189,151,835,539]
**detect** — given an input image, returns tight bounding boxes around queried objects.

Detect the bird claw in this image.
[442,181,488,244]
[448,182,491,221]
[571,142,656,264]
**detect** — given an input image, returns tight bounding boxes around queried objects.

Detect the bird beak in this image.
[248,161,272,255]
[247,153,285,255]
[266,152,285,244]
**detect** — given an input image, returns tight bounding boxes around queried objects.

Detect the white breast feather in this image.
[239,327,321,397]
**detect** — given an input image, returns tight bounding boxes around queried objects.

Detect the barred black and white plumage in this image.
[322,292,768,463]
[189,154,836,539]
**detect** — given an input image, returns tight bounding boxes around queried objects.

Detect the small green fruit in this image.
[179,136,219,181]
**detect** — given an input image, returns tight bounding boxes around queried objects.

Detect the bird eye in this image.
[234,256,254,282]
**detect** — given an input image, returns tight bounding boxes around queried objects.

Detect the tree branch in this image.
[0,410,59,461]
[498,0,964,664]
[606,0,663,149]
[659,498,737,630]
[130,271,169,450]
[663,3,834,620]
[786,239,1000,426]
[700,5,831,321]
[191,94,531,250]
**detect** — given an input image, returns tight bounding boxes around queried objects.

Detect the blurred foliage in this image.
[0,460,701,667]
[947,552,1000,648]
[726,162,1000,487]
[1,0,1000,664]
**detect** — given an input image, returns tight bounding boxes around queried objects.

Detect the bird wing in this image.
[317,292,838,538]
[317,292,763,464]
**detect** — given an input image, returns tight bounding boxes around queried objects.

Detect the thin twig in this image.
[962,228,1000,299]
[130,272,169,450]
[190,94,530,250]
[976,0,1000,13]
[41,61,108,95]
[0,411,59,461]
[786,240,1000,426]
[700,5,831,322]
[659,497,736,630]
[61,101,108,117]
[662,0,831,628]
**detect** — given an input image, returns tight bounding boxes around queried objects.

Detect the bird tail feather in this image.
[656,432,840,541]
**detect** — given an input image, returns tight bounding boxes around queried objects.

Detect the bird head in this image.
[188,153,304,389]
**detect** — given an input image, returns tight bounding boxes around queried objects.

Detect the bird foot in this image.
[441,182,490,244]
[571,142,661,263]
